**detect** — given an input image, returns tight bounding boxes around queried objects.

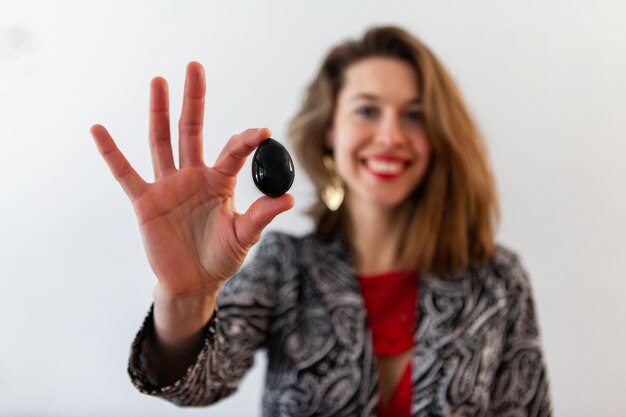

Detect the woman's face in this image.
[328,56,431,210]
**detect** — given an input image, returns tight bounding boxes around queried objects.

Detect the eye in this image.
[356,106,379,118]
[406,110,424,122]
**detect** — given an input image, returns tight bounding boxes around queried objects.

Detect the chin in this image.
[363,191,414,210]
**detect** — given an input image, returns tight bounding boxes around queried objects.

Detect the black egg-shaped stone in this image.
[252,138,295,197]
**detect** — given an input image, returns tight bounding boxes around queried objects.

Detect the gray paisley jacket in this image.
[128,232,552,416]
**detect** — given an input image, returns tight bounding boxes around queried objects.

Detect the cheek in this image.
[333,142,357,177]
[331,129,362,164]
[413,133,431,157]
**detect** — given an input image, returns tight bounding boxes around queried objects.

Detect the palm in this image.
[133,167,239,296]
[91,62,293,298]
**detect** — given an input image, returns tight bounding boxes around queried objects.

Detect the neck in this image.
[343,194,410,275]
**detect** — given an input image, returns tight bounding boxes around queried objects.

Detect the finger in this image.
[90,124,148,200]
[235,194,295,249]
[149,77,175,179]
[213,128,271,177]
[179,61,206,168]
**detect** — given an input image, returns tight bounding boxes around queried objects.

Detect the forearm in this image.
[128,234,287,405]
[147,284,219,386]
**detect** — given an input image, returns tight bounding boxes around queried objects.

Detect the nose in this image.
[374,113,407,148]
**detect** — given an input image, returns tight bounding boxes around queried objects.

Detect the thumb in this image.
[235,194,295,249]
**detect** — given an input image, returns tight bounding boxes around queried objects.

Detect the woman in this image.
[91,26,551,416]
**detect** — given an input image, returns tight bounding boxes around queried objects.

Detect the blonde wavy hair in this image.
[288,26,499,275]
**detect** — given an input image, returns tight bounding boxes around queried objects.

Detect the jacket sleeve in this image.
[127,232,294,406]
[489,251,553,417]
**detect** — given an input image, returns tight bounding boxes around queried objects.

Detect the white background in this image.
[1,1,625,416]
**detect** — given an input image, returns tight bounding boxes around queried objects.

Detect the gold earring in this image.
[321,155,344,211]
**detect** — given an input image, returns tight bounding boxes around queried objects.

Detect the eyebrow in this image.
[350,93,422,105]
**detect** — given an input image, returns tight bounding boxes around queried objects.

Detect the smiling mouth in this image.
[361,157,411,179]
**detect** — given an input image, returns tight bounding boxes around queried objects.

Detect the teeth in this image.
[365,159,404,174]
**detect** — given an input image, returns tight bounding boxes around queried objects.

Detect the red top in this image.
[358,269,419,417]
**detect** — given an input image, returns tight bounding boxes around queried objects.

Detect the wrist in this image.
[152,284,219,348]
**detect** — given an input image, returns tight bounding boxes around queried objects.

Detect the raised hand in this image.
[91,62,294,300]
